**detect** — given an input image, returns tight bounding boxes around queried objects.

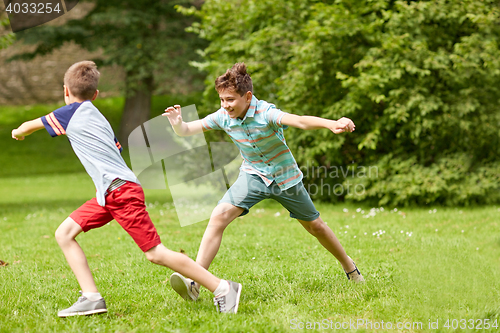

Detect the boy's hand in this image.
[334,117,355,134]
[11,128,25,141]
[162,105,183,127]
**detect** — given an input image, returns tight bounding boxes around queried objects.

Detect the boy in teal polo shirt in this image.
[163,62,363,301]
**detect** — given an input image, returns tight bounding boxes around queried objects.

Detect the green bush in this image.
[191,0,500,206]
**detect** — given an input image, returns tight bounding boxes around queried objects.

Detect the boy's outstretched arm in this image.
[281,114,355,134]
[12,118,44,141]
[162,105,205,137]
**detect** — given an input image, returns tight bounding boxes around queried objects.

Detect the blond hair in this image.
[64,61,100,100]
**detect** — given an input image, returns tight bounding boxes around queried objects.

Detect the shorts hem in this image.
[290,212,320,222]
[139,237,162,252]
[217,199,250,217]
[69,211,90,232]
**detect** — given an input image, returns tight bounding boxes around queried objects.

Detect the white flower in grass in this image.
[461,230,464,233]
[352,215,356,218]
[354,236,357,238]
[433,209,437,213]
[274,212,281,217]
[356,208,361,212]
[345,225,349,228]
[435,229,438,232]
[364,232,367,235]
[394,208,398,212]
[380,207,384,212]
[476,248,479,251]
[252,257,256,259]
[343,208,349,213]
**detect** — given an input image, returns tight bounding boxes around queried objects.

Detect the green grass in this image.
[0,93,202,178]
[1,99,500,332]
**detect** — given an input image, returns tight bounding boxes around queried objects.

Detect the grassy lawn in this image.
[1,99,500,332]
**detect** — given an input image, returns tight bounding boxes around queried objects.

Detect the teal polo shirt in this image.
[202,95,302,190]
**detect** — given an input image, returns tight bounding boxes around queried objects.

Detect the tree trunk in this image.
[118,74,154,146]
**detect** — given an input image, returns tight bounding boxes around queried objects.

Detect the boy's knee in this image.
[209,204,241,228]
[145,245,162,264]
[54,225,68,244]
[145,250,157,264]
[55,217,81,244]
[301,218,327,236]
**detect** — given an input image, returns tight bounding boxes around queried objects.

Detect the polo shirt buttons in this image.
[253,145,256,148]
[267,164,271,166]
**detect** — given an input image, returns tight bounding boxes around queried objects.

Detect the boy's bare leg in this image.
[190,203,243,288]
[298,217,356,272]
[196,203,244,268]
[55,217,98,293]
[145,244,223,292]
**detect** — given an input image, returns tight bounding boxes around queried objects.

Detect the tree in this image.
[12,0,205,143]
[192,0,500,205]
[0,12,15,49]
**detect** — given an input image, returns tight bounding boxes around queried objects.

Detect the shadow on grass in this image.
[0,199,90,215]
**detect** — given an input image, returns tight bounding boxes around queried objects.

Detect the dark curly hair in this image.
[215,62,253,96]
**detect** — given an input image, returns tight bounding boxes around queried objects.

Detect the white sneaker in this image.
[213,280,242,314]
[345,262,365,283]
[170,272,199,301]
[57,295,107,317]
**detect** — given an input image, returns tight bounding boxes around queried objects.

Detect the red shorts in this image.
[70,182,161,252]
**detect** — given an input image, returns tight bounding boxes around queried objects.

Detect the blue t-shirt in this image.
[41,101,138,206]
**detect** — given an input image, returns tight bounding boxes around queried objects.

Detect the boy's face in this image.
[218,89,252,119]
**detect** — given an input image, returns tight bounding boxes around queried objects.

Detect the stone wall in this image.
[0,2,124,106]
[0,42,124,105]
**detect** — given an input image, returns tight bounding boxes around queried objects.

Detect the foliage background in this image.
[190,0,500,206]
[9,0,206,141]
[2,0,499,206]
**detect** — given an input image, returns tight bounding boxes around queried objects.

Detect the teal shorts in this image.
[219,171,320,221]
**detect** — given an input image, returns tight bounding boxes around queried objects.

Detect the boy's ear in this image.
[64,85,70,97]
[91,90,99,101]
[245,91,253,102]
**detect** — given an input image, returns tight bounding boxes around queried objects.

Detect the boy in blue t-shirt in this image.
[163,62,364,302]
[11,61,242,316]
